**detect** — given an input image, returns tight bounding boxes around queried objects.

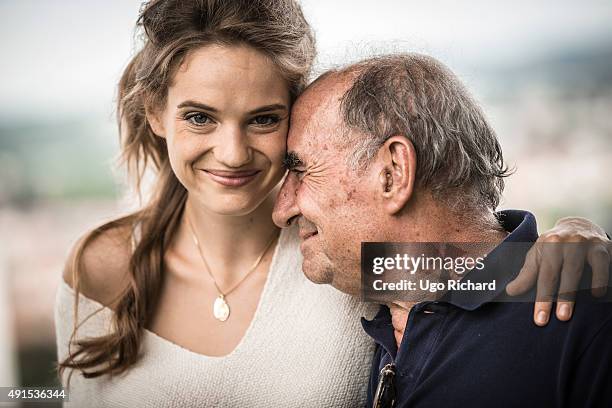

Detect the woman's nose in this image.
[214,125,251,168]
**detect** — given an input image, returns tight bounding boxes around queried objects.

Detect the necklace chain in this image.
[186,212,278,298]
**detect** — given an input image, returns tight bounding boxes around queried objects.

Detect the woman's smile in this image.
[200,168,262,187]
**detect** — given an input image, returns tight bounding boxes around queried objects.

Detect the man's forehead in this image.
[286,113,338,166]
[293,72,353,117]
[287,75,352,161]
[291,90,338,130]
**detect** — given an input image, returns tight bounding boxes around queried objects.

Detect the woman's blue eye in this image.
[185,113,212,126]
[251,114,280,126]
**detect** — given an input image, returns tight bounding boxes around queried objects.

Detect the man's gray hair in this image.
[336,53,512,211]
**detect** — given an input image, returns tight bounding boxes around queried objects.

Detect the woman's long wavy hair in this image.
[58,0,315,383]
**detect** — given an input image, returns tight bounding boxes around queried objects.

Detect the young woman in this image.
[55,1,609,406]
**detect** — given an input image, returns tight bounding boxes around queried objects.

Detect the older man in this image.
[273,54,611,407]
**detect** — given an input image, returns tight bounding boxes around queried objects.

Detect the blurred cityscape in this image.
[0,0,611,403]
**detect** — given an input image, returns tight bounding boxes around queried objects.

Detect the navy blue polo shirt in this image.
[363,210,612,407]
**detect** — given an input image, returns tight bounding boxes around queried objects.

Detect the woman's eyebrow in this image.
[248,104,288,115]
[176,100,218,112]
[175,101,287,115]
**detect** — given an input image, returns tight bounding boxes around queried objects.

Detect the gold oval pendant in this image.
[213,295,230,322]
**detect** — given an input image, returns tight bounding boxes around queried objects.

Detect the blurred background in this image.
[0,0,610,404]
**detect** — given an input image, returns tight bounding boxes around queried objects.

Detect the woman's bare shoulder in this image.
[62,223,133,309]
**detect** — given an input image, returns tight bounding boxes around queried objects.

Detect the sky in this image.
[0,0,611,120]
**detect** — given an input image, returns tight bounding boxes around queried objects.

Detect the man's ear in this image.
[145,105,166,138]
[376,135,416,215]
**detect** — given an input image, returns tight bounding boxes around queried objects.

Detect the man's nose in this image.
[215,124,251,167]
[273,172,301,228]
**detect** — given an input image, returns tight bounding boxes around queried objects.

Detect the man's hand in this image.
[506,217,611,326]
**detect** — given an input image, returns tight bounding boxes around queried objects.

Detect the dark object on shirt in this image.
[363,210,612,408]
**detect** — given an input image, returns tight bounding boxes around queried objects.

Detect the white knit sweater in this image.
[54,223,377,407]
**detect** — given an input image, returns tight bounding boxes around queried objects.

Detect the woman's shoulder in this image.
[62,221,133,310]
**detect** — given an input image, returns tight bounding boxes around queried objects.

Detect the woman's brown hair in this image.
[58,0,315,383]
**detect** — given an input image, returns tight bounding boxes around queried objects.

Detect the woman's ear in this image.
[145,105,166,138]
[376,135,416,215]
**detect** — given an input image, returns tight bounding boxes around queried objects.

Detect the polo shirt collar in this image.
[361,209,538,356]
[439,209,538,310]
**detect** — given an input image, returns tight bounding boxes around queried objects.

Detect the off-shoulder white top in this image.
[54,223,377,407]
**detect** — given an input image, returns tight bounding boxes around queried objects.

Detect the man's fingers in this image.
[506,245,539,296]
[587,243,611,297]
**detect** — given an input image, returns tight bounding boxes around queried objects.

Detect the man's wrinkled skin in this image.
[273,72,611,329]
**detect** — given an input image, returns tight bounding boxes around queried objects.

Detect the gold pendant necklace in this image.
[187,213,278,322]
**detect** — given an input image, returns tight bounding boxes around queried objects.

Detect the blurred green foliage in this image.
[0,118,120,205]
